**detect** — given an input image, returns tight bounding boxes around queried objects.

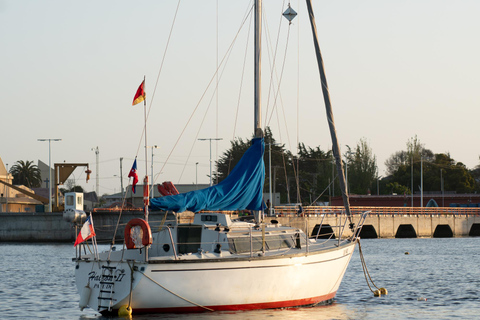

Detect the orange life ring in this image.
[124,218,153,249]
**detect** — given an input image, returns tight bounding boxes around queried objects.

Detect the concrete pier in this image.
[271,206,480,238]
[0,211,184,243]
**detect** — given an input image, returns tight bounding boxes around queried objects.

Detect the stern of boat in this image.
[75,258,145,314]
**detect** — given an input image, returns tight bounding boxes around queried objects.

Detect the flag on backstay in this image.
[74,215,96,247]
[128,159,139,193]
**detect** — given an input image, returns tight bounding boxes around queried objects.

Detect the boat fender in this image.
[124,218,153,249]
[79,284,91,311]
[118,305,132,317]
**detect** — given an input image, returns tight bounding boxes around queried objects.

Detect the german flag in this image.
[132,80,145,105]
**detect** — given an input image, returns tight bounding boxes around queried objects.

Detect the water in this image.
[1,238,478,319]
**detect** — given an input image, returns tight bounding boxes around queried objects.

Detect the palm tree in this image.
[10,160,42,188]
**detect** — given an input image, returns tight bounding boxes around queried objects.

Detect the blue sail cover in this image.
[149,138,265,213]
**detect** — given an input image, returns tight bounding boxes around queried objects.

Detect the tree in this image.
[296,143,333,204]
[386,136,476,194]
[10,160,42,188]
[213,137,251,183]
[345,138,377,194]
[385,135,434,175]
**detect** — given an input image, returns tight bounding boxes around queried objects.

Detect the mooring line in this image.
[138,271,214,312]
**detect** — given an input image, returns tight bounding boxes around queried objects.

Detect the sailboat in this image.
[71,0,367,315]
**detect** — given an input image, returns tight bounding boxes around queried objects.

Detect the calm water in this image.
[1,238,478,319]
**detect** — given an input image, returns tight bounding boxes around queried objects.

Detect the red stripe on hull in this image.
[112,292,337,315]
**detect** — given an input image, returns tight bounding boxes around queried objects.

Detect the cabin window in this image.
[200,215,217,222]
[265,234,294,250]
[66,195,74,206]
[177,225,202,254]
[227,234,294,254]
[228,236,262,254]
[77,196,82,205]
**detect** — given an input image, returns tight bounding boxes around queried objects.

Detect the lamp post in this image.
[267,142,280,217]
[5,163,8,212]
[146,145,159,199]
[420,156,423,207]
[198,138,222,186]
[441,169,444,207]
[344,146,352,194]
[196,162,199,189]
[38,138,62,212]
[91,147,99,197]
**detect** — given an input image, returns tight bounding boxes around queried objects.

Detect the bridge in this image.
[270,206,480,238]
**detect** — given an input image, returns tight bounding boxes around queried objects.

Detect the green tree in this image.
[345,138,377,194]
[296,143,333,204]
[386,136,476,194]
[10,160,42,188]
[213,137,251,183]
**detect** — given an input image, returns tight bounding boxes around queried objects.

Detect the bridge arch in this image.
[469,224,480,236]
[395,224,417,238]
[311,224,335,239]
[433,224,453,237]
[359,225,378,239]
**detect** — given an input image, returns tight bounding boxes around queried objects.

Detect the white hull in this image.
[75,240,356,314]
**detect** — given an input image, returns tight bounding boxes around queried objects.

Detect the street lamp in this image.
[267,142,280,217]
[38,138,62,212]
[344,146,353,194]
[198,138,222,186]
[146,145,159,199]
[5,163,8,212]
[440,169,444,207]
[196,162,199,189]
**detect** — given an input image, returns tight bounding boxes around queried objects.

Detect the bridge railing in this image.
[273,206,480,216]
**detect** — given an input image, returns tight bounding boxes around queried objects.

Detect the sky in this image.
[1,0,479,196]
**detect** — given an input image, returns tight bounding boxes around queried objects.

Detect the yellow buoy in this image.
[373,289,381,297]
[379,287,388,295]
[118,305,132,317]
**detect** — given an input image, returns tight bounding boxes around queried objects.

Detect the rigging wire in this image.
[260,1,301,204]
[134,0,182,158]
[175,4,254,183]
[229,11,253,175]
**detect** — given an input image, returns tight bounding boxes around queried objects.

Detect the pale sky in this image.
[1,0,479,196]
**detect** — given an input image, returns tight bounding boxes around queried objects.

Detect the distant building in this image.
[0,157,44,212]
[37,160,54,189]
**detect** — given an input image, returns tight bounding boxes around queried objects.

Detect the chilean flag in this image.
[74,215,96,247]
[128,159,139,193]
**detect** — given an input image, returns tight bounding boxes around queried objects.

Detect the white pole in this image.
[198,138,222,186]
[38,138,61,212]
[267,142,280,216]
[441,169,444,206]
[269,143,272,217]
[5,163,8,212]
[196,162,199,188]
[421,156,423,207]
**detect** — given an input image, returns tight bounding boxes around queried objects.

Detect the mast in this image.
[254,0,262,139]
[305,0,353,228]
[142,75,149,223]
[254,0,263,224]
